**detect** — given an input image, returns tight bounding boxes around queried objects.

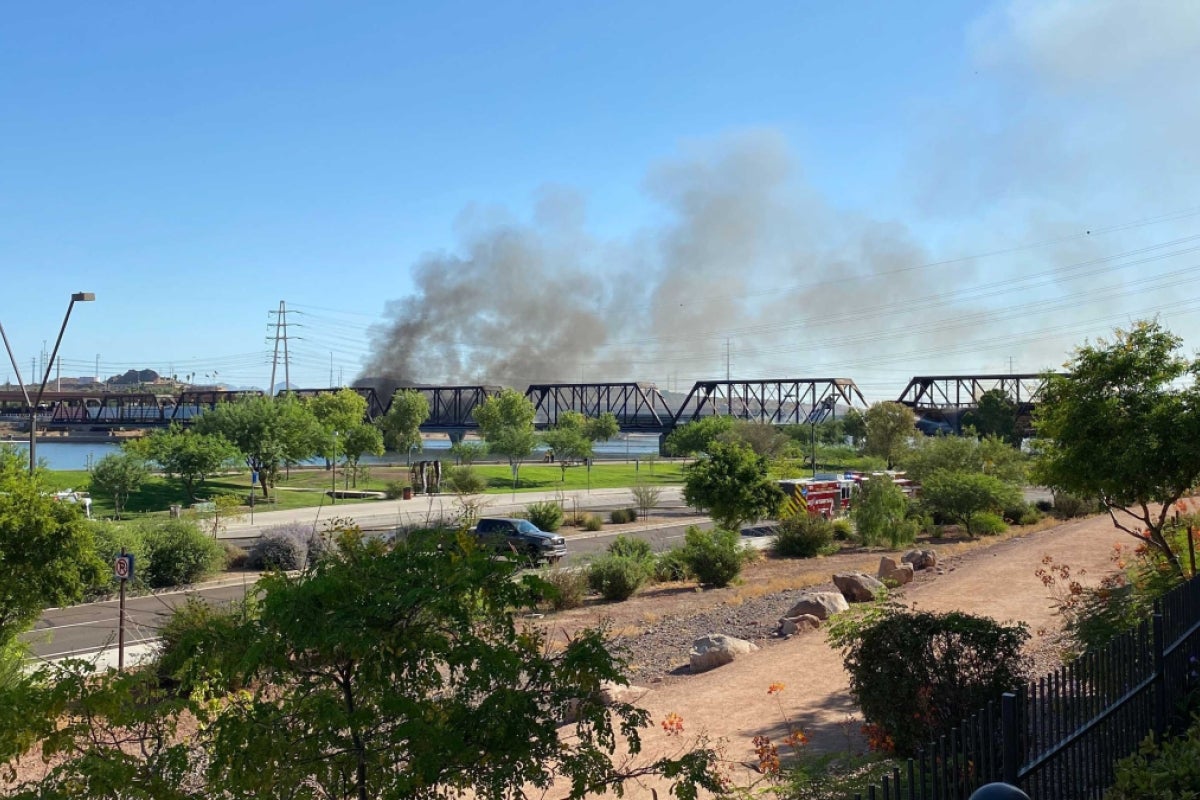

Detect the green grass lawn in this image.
[46,461,686,520]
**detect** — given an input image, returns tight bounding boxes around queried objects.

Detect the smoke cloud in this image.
[363,0,1200,396]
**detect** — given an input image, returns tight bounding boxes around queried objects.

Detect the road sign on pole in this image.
[113,553,134,581]
[114,551,133,672]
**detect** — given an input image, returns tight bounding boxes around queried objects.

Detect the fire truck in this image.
[777,472,918,519]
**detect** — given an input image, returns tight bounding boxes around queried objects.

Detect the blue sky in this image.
[2,1,1198,397]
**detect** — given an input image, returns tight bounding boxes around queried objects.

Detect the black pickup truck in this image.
[473,517,568,564]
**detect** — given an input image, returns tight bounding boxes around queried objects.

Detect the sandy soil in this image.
[543,514,1128,797]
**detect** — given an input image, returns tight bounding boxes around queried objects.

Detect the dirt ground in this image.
[538,513,1129,798]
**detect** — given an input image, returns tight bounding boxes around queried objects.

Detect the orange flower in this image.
[783,730,809,747]
[661,712,684,736]
[767,682,785,695]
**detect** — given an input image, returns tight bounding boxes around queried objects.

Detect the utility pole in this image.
[725,338,731,381]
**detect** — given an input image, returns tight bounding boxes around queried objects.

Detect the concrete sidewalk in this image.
[219,486,686,540]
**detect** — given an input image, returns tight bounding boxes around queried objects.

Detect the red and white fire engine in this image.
[777,472,918,519]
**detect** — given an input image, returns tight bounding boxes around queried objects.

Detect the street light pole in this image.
[8,293,96,474]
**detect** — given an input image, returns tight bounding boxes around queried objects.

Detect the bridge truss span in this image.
[896,373,1058,411]
[524,382,673,431]
[672,378,868,427]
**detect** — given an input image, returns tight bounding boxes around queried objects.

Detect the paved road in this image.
[26,486,715,664]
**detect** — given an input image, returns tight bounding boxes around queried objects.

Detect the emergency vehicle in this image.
[777,472,918,519]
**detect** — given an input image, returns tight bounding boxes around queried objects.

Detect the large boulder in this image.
[878,556,914,586]
[689,634,759,673]
[902,549,938,570]
[778,614,821,637]
[784,591,849,620]
[834,572,885,602]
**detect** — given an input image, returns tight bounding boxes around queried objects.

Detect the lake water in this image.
[2,434,665,472]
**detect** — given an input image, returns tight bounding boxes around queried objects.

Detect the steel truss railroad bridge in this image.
[0,373,1055,440]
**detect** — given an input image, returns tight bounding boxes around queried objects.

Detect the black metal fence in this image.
[848,575,1200,800]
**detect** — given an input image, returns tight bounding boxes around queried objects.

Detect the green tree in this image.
[962,388,1019,444]
[921,469,1022,537]
[194,395,325,498]
[540,411,619,482]
[379,388,430,455]
[862,402,918,468]
[718,420,789,458]
[474,388,538,488]
[197,531,721,800]
[449,439,488,465]
[1033,320,1200,574]
[682,441,782,531]
[663,415,734,456]
[307,388,370,464]
[89,451,149,518]
[851,473,912,548]
[842,408,867,444]
[133,425,240,501]
[340,423,384,487]
[0,463,104,648]
[898,433,1026,485]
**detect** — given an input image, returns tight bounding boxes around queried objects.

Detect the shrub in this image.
[524,501,564,532]
[587,555,648,601]
[222,542,249,569]
[608,534,654,562]
[442,465,486,495]
[156,596,253,695]
[580,513,603,532]
[540,568,589,611]
[1003,500,1041,526]
[630,484,661,519]
[1034,498,1054,513]
[832,517,854,541]
[249,523,311,571]
[140,519,225,589]
[851,475,911,548]
[680,526,744,588]
[610,508,637,524]
[834,606,1029,755]
[384,480,410,500]
[1052,492,1099,519]
[88,521,148,595]
[773,514,834,559]
[969,511,1008,536]
[1109,724,1200,800]
[652,548,693,582]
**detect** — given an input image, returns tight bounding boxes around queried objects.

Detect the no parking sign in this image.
[113,554,135,582]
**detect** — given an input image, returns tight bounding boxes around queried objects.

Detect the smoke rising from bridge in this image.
[362,132,945,391]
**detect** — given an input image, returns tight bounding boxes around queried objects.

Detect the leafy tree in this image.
[474,388,538,488]
[962,388,1019,444]
[862,402,918,468]
[449,439,488,465]
[851,474,913,548]
[340,422,384,487]
[89,451,149,518]
[717,420,789,458]
[898,433,1026,485]
[0,462,104,648]
[132,425,240,501]
[842,408,868,444]
[194,395,325,498]
[663,415,735,456]
[199,531,721,800]
[379,388,430,455]
[541,411,618,482]
[1034,320,1200,575]
[307,388,370,465]
[921,469,1022,537]
[682,441,782,531]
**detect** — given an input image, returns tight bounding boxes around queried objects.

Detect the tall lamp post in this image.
[0,292,95,473]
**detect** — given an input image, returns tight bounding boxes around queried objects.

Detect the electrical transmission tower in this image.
[268,301,298,395]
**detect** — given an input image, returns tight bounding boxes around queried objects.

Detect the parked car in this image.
[472,517,567,564]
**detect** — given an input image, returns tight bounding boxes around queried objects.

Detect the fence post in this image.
[1152,608,1166,737]
[1001,692,1019,785]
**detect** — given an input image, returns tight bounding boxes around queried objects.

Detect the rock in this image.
[833,572,885,602]
[778,614,821,637]
[877,557,914,586]
[784,591,850,620]
[902,548,938,570]
[689,634,759,673]
[598,680,649,705]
